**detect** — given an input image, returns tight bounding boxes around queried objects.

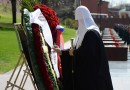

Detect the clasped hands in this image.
[52,45,74,56]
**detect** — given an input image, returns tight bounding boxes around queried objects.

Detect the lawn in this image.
[0,5,22,73]
[0,27,20,74]
[0,4,21,23]
[62,26,76,42]
[0,12,21,23]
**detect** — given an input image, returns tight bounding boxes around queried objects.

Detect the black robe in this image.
[61,30,113,90]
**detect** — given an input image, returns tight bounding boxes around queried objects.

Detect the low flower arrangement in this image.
[109,28,120,47]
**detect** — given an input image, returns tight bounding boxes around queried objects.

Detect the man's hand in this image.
[69,48,74,56]
[52,45,62,55]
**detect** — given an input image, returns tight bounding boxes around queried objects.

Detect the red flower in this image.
[114,43,120,47]
[32,23,54,90]
[33,4,60,43]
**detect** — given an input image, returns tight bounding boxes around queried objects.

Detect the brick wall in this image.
[81,0,109,14]
[94,18,130,30]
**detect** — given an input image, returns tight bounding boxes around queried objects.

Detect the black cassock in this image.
[61,30,113,90]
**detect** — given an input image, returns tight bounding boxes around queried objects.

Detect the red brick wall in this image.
[94,18,130,30]
[81,0,109,14]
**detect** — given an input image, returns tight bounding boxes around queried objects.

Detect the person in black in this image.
[53,5,113,90]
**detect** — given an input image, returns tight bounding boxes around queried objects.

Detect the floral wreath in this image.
[33,3,64,77]
[34,4,60,43]
[23,3,64,90]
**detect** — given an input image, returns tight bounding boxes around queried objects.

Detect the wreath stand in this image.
[5,23,38,90]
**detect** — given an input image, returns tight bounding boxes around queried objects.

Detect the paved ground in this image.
[0,41,130,90]
[0,66,35,90]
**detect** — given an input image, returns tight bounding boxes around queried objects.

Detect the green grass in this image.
[0,4,21,23]
[0,5,21,74]
[0,10,21,23]
[0,13,13,23]
[0,13,21,23]
[0,27,20,74]
[62,26,76,42]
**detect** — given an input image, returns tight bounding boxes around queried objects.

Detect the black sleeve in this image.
[60,49,73,90]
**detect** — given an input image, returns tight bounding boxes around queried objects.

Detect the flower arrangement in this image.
[33,4,63,78]
[23,2,64,90]
[109,28,120,47]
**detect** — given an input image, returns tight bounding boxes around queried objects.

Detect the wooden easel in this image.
[5,23,38,90]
